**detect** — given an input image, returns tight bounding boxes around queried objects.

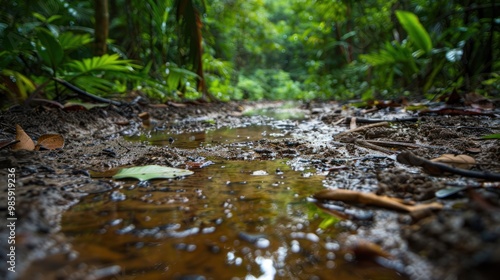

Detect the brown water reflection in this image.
[33,160,406,279]
[126,125,288,148]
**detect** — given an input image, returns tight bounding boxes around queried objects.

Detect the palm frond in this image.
[65,54,140,75]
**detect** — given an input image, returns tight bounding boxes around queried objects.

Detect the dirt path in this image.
[1,101,499,280]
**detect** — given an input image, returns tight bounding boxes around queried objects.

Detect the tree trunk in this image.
[94,0,109,56]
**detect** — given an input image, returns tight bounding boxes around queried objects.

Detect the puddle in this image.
[26,160,406,279]
[126,125,289,148]
[22,120,407,280]
[243,107,306,120]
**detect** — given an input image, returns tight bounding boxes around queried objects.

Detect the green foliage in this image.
[395,10,433,54]
[65,54,137,75]
[1,0,499,105]
[36,28,64,71]
[237,70,304,100]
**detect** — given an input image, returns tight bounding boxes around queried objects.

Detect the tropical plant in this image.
[1,0,498,106]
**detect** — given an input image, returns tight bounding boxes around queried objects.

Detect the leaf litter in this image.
[11,124,64,151]
[1,100,499,280]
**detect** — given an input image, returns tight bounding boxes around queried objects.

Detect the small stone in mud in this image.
[137,180,150,188]
[207,243,221,254]
[238,232,268,244]
[101,148,117,157]
[116,224,135,234]
[291,240,301,253]
[255,238,270,248]
[175,243,197,252]
[107,218,123,227]
[110,190,126,201]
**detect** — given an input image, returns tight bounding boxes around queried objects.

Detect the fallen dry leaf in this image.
[12,124,35,151]
[464,92,494,110]
[430,154,475,169]
[35,134,65,150]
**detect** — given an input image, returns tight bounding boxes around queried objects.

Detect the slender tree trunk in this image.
[345,1,353,63]
[94,0,109,56]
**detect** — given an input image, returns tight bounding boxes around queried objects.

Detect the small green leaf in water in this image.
[112,165,194,181]
[318,216,340,229]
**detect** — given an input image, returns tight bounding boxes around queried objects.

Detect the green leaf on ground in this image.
[63,100,110,110]
[112,165,194,181]
[482,133,500,139]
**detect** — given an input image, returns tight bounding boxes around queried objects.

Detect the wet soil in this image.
[1,101,499,280]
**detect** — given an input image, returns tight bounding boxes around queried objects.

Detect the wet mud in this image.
[0,101,499,280]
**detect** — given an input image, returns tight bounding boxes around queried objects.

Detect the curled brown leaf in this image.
[36,134,65,150]
[430,154,475,169]
[12,124,35,151]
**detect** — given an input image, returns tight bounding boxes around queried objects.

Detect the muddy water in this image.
[32,124,406,280]
[125,125,288,149]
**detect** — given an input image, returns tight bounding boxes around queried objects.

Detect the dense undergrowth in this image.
[1,0,498,109]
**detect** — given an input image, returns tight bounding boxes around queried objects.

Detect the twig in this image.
[30,98,64,108]
[53,78,122,106]
[344,117,420,123]
[397,151,500,181]
[334,122,389,139]
[354,140,395,154]
[332,117,346,126]
[363,140,458,153]
[0,140,20,150]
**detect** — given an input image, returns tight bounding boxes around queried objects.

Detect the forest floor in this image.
[1,100,499,280]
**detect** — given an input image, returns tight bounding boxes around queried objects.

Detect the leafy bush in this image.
[236,69,304,100]
[0,12,140,105]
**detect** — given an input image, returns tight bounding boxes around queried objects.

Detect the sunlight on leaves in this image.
[395,10,432,54]
[65,54,139,75]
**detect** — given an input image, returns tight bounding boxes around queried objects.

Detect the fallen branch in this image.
[54,78,122,106]
[364,140,460,154]
[364,140,424,149]
[397,151,500,181]
[334,121,389,139]
[353,139,395,154]
[0,140,20,150]
[314,189,443,215]
[344,117,420,123]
